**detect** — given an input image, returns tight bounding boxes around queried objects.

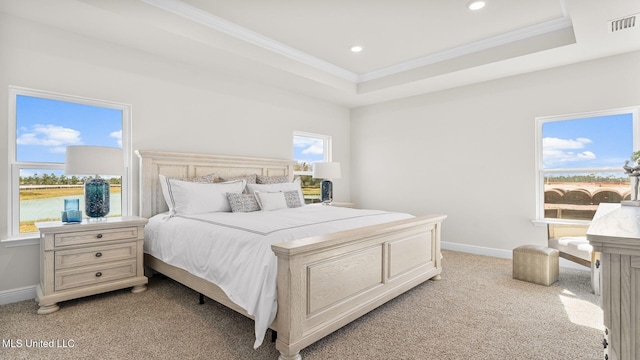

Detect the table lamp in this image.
[65,146,124,219]
[312,162,341,204]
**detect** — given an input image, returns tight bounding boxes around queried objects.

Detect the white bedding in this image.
[144,205,413,348]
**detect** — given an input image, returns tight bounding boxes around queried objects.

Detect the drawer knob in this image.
[95,272,102,278]
[95,252,102,258]
[96,234,103,239]
[603,338,608,349]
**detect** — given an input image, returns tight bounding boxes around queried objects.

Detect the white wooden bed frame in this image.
[136,150,446,360]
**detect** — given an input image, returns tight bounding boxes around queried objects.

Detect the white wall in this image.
[0,14,350,294]
[3,11,640,300]
[351,50,640,256]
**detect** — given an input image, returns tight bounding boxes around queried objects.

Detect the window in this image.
[8,87,131,237]
[536,107,640,222]
[293,131,331,204]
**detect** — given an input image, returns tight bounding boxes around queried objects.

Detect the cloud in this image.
[110,130,122,147]
[543,137,592,150]
[293,136,324,155]
[543,137,596,165]
[17,124,82,148]
[302,142,324,155]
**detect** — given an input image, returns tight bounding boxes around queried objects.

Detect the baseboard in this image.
[0,285,36,306]
[441,241,589,271]
[0,242,586,306]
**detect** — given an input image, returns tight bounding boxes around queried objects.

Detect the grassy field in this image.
[19,186,121,233]
[301,187,320,198]
[20,186,121,200]
[21,186,316,233]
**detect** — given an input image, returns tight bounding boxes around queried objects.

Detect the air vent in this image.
[609,14,637,33]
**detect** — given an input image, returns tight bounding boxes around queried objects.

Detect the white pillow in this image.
[246,177,305,205]
[159,175,245,214]
[158,174,216,211]
[255,192,288,211]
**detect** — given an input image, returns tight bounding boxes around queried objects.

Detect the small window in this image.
[9,87,130,237]
[536,108,639,222]
[293,131,331,204]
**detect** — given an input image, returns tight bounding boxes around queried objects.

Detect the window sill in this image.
[1,235,39,247]
[531,218,592,227]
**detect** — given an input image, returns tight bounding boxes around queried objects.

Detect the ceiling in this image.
[178,0,567,75]
[2,0,640,107]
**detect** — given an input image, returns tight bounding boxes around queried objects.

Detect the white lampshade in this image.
[65,146,124,176]
[312,162,341,179]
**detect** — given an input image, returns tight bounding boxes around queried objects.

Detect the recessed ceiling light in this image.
[467,1,486,10]
[350,46,363,53]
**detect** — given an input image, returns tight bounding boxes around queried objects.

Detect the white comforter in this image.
[144,205,413,348]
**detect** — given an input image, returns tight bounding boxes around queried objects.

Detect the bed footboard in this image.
[271,214,445,360]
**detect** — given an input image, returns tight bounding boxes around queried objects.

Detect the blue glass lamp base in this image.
[85,178,110,218]
[321,180,333,204]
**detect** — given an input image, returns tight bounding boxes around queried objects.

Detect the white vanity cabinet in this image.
[587,203,640,360]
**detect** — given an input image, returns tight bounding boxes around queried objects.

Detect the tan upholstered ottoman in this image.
[512,245,559,286]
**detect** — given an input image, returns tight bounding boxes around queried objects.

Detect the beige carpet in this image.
[0,250,603,360]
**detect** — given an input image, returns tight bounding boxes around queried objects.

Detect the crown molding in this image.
[358,17,573,82]
[143,0,573,85]
[142,0,359,82]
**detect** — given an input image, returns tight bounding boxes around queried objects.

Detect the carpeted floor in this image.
[0,250,603,360]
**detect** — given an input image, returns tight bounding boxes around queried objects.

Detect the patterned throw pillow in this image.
[284,190,302,208]
[220,174,256,194]
[227,193,260,213]
[246,177,305,206]
[256,175,290,184]
[219,174,257,184]
[171,173,217,183]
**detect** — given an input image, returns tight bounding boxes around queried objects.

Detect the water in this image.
[20,195,122,221]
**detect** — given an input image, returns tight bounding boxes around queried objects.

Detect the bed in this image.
[137,150,446,360]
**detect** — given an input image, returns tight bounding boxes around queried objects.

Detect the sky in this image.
[293,135,324,165]
[16,95,122,164]
[542,113,633,170]
[18,95,325,178]
[17,96,631,174]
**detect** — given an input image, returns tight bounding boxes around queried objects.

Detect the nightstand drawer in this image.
[54,227,138,247]
[55,243,137,270]
[55,259,137,291]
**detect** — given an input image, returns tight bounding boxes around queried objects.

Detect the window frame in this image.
[7,86,132,240]
[292,131,332,175]
[292,131,332,204]
[534,106,640,225]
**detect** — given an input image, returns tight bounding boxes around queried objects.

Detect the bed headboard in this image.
[136,150,296,218]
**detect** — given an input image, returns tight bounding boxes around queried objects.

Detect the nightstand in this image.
[35,216,148,314]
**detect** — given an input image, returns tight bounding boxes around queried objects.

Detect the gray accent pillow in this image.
[220,174,256,194]
[219,174,257,184]
[175,173,217,183]
[256,175,289,184]
[284,190,302,208]
[227,193,260,213]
